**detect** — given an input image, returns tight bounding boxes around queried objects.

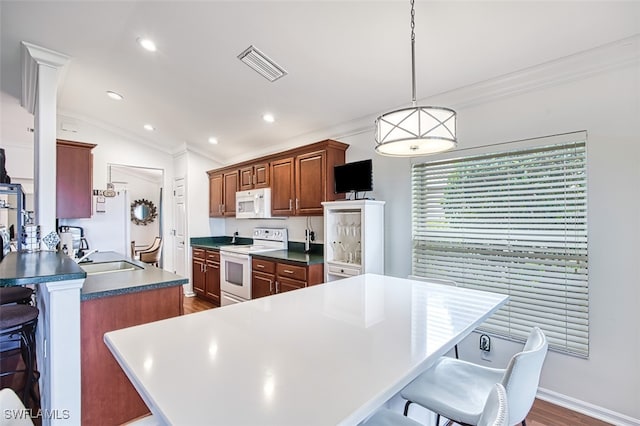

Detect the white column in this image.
[36,279,84,425]
[20,42,69,238]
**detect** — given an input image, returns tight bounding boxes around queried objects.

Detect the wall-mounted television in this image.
[334,159,373,197]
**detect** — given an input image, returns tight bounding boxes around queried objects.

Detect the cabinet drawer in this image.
[276,263,307,281]
[253,258,276,274]
[328,264,361,277]
[193,248,206,260]
[206,250,220,262]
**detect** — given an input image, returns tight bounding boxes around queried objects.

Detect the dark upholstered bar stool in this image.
[0,286,34,305]
[0,304,39,406]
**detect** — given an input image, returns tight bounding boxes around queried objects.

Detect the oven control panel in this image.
[253,228,288,243]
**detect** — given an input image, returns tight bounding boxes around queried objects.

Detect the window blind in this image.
[411,140,588,356]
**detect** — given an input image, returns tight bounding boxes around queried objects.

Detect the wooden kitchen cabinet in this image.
[192,248,206,296]
[206,139,348,218]
[209,171,238,217]
[240,162,269,191]
[270,141,347,217]
[270,157,295,215]
[251,258,323,299]
[56,139,96,219]
[192,247,220,305]
[205,250,220,305]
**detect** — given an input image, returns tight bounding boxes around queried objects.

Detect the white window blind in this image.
[411,139,588,356]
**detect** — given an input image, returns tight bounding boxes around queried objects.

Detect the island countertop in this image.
[104,274,508,425]
[0,251,86,286]
[80,251,188,301]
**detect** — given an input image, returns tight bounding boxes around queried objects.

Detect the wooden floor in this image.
[183,296,611,426]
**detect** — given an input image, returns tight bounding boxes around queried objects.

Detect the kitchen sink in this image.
[80,261,144,275]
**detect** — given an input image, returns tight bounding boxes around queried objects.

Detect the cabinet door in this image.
[252,271,275,299]
[209,174,224,217]
[205,260,220,305]
[254,162,270,188]
[56,140,96,219]
[223,171,238,216]
[270,157,295,216]
[277,276,306,293]
[239,167,254,191]
[295,150,326,216]
[192,258,206,296]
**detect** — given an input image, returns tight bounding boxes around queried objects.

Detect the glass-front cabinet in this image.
[322,199,385,282]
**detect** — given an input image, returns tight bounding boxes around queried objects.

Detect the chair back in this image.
[501,326,548,425]
[139,238,162,265]
[477,383,509,426]
[0,388,34,425]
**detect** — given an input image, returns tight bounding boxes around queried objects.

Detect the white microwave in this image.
[235,188,272,219]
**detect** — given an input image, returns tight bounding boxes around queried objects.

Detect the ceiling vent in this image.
[238,45,287,82]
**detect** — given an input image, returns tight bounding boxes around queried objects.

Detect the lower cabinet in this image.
[192,247,220,305]
[251,258,323,299]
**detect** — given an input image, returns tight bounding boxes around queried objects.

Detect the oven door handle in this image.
[220,252,249,261]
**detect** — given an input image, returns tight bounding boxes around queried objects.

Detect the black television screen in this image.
[334,159,373,194]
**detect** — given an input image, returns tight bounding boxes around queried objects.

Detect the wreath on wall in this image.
[131,199,158,226]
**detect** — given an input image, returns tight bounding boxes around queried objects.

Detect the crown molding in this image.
[21,42,70,114]
[432,34,640,109]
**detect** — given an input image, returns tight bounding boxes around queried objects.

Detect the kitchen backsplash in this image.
[224,216,324,243]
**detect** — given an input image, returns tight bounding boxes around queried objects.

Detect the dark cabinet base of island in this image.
[81,285,183,425]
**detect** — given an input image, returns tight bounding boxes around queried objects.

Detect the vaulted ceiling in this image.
[1,1,639,164]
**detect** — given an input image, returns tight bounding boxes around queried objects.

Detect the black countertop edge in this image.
[80,278,188,301]
[251,250,325,266]
[190,236,253,249]
[0,251,86,287]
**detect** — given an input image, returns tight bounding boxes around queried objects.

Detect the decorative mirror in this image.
[131,199,158,226]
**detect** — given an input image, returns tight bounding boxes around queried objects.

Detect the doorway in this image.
[109,164,164,267]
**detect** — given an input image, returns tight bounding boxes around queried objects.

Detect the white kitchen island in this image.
[104,273,508,425]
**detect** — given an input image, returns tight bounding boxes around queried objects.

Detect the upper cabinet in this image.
[56,140,96,219]
[239,162,269,191]
[209,171,238,217]
[208,139,348,218]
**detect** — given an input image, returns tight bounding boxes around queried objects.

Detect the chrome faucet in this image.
[75,249,98,263]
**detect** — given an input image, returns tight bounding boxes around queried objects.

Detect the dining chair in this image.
[0,388,34,425]
[408,275,460,359]
[138,237,162,267]
[363,383,508,426]
[401,327,548,426]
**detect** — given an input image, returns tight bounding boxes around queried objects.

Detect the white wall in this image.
[56,116,177,269]
[337,59,640,420]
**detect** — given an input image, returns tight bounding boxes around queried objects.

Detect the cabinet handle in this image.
[295,198,299,210]
[275,280,279,293]
[283,269,294,274]
[289,199,292,210]
[269,279,273,293]
[256,264,264,269]
[203,264,207,273]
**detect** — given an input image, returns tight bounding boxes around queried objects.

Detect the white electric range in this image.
[219,228,288,306]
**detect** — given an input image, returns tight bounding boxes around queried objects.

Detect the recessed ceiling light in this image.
[106,91,124,101]
[137,37,157,52]
[144,124,155,131]
[208,137,219,145]
[262,113,275,123]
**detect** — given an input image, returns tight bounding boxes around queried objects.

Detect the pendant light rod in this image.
[410,0,417,105]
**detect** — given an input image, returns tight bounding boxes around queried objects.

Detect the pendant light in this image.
[375,0,457,157]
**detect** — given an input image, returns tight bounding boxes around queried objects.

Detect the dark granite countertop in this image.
[0,251,86,286]
[80,251,188,301]
[190,237,324,266]
[252,250,324,266]
[190,236,252,249]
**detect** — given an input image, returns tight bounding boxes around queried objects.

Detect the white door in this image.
[173,177,188,284]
